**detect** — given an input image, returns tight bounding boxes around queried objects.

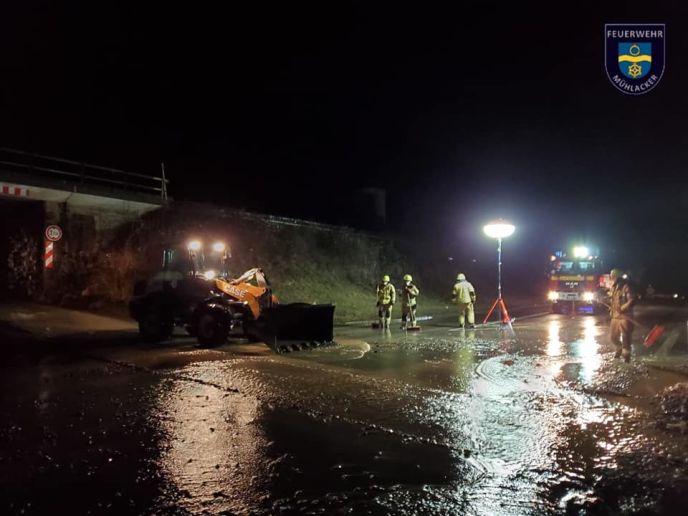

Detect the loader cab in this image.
[133,240,231,298]
[162,240,231,281]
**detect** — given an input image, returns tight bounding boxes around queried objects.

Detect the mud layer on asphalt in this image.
[3,310,688,514]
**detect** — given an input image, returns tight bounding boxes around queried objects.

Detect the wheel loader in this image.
[129,240,335,353]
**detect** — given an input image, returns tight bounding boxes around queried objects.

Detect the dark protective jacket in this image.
[610,279,636,320]
[399,282,420,307]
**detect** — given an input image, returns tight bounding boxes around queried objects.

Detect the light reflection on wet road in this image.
[3,312,688,514]
[146,313,688,514]
[155,378,267,513]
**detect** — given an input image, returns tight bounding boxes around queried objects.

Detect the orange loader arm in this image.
[213,268,278,319]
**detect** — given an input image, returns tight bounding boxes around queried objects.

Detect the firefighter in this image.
[376,274,396,329]
[452,273,476,328]
[399,274,420,329]
[645,284,655,301]
[609,268,636,362]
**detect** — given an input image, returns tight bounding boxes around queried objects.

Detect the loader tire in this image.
[196,309,229,348]
[138,309,173,342]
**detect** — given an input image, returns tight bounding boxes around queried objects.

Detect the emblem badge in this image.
[605,24,665,95]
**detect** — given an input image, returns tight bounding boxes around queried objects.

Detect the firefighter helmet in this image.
[457,273,466,281]
[382,275,390,283]
[403,274,412,282]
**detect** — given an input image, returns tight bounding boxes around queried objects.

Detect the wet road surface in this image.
[2,309,688,514]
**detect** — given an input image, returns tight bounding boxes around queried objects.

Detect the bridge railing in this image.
[0,147,169,200]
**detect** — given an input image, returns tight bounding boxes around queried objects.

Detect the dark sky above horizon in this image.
[3,1,688,288]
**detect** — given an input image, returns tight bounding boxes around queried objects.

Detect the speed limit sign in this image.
[45,225,63,242]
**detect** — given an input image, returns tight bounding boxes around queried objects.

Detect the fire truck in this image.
[547,246,609,314]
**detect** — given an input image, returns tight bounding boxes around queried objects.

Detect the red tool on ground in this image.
[642,324,666,348]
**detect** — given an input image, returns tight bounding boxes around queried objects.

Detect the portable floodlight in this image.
[482,220,516,326]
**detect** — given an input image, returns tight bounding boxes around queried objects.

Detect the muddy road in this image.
[2,307,688,515]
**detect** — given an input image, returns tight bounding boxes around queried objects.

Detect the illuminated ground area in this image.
[1,307,688,514]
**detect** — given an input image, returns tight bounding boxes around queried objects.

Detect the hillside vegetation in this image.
[50,202,446,323]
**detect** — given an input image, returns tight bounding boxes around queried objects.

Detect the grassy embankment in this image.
[52,202,448,323]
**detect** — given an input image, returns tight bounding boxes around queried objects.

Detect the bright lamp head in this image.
[212,241,226,253]
[187,240,202,251]
[483,220,515,239]
[573,246,589,258]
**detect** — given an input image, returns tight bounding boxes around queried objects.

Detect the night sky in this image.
[3,1,688,289]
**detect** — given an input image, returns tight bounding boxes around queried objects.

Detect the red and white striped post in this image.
[43,225,62,270]
[44,240,55,269]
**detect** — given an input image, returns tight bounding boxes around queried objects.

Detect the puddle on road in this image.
[293,330,514,394]
[146,315,688,514]
[6,314,688,514]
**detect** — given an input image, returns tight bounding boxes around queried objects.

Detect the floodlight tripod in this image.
[483,237,513,325]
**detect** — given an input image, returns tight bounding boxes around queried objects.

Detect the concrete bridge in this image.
[0,148,168,298]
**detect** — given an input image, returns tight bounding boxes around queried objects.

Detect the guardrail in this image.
[0,147,169,200]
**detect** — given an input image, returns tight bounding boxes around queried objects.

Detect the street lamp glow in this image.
[483,220,515,239]
[573,246,589,258]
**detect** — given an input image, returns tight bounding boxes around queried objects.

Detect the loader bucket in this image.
[253,303,336,353]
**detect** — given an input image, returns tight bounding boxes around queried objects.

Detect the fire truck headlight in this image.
[203,270,217,280]
[548,291,559,301]
[583,292,595,302]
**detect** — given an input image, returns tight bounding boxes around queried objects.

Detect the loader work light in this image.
[212,242,226,253]
[573,246,589,258]
[187,240,202,251]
